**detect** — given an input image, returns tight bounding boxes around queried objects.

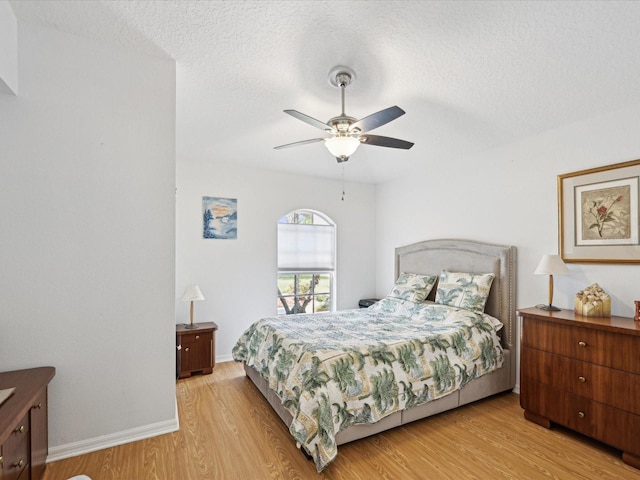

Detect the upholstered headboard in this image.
[395,239,517,350]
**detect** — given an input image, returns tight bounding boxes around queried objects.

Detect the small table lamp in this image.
[534,254,570,311]
[182,285,205,329]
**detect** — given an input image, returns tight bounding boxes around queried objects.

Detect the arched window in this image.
[277,209,336,314]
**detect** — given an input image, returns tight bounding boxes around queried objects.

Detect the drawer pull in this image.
[13,459,25,468]
[578,341,587,348]
[578,376,586,383]
[578,411,585,418]
[14,425,25,434]
[195,335,200,340]
[185,347,189,352]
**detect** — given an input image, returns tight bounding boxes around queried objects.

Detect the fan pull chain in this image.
[341,164,346,201]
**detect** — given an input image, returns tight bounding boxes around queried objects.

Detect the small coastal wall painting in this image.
[203,196,237,239]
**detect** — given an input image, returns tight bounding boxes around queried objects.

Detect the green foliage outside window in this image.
[277,273,331,314]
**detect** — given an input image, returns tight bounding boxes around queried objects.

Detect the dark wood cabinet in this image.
[176,322,218,379]
[29,389,48,480]
[518,307,640,470]
[0,367,55,480]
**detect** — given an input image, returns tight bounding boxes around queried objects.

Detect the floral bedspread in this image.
[232,300,504,472]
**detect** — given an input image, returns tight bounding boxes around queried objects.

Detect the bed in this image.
[232,239,516,472]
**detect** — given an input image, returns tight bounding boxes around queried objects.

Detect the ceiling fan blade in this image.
[284,110,332,132]
[359,134,414,149]
[349,106,405,133]
[274,138,325,150]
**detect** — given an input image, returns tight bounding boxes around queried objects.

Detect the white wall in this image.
[0,0,18,94]
[376,102,640,318]
[0,22,177,458]
[376,102,640,392]
[176,159,376,361]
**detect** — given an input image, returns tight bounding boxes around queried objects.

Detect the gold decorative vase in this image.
[575,283,611,317]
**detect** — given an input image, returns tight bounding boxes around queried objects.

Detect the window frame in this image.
[276,271,333,314]
[277,209,336,315]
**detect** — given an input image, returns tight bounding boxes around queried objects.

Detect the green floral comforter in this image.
[232,299,504,472]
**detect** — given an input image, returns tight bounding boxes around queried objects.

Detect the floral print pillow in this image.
[435,271,495,313]
[387,272,438,303]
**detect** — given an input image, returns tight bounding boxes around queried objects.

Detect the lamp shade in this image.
[534,255,569,275]
[325,136,360,158]
[182,284,205,302]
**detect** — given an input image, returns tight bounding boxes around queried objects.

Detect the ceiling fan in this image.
[274,66,414,163]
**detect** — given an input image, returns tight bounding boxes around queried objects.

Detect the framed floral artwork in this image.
[558,159,640,263]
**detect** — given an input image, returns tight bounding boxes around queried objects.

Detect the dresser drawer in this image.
[521,379,640,457]
[521,317,640,374]
[1,412,30,480]
[521,346,640,414]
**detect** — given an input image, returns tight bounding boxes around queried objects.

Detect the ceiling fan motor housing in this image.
[328,115,357,133]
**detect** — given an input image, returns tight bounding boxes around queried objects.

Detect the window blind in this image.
[277,223,335,271]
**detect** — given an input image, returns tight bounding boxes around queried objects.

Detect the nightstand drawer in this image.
[521,317,640,374]
[521,379,640,457]
[180,331,212,345]
[521,346,640,414]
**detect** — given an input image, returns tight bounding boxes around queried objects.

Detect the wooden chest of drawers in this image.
[1,410,30,480]
[518,308,640,470]
[0,367,55,480]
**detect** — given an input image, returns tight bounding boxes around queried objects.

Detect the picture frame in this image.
[202,196,238,239]
[558,159,640,263]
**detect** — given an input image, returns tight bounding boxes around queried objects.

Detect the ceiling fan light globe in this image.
[325,136,360,158]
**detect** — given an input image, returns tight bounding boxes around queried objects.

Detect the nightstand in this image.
[358,298,379,308]
[518,307,640,470]
[176,322,218,379]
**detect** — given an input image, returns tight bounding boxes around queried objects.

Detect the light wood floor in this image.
[43,361,639,479]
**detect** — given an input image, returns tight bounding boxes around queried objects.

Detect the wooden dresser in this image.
[0,367,55,480]
[518,307,640,469]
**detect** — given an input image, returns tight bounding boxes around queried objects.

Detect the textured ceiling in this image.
[10,1,640,183]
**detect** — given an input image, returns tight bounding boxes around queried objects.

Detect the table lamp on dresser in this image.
[182,284,205,329]
[534,254,570,311]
